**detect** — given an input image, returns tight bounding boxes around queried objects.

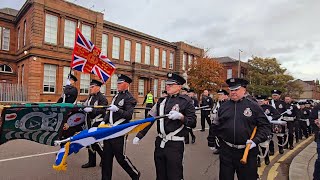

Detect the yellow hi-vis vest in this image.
[146,93,153,104]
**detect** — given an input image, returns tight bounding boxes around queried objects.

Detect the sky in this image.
[2,0,320,81]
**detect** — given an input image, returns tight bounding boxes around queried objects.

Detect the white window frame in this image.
[169,52,174,69]
[45,14,58,44]
[2,28,10,51]
[80,74,90,95]
[43,64,57,93]
[145,46,150,65]
[100,84,106,95]
[227,69,232,79]
[124,40,131,61]
[188,55,193,65]
[101,34,108,56]
[154,48,159,66]
[182,53,187,71]
[63,66,75,86]
[162,50,167,68]
[153,79,158,97]
[110,74,118,95]
[64,19,76,48]
[138,79,144,96]
[17,27,20,50]
[81,24,92,41]
[112,36,120,59]
[21,64,24,85]
[0,64,13,73]
[161,80,165,93]
[23,21,26,46]
[135,43,141,63]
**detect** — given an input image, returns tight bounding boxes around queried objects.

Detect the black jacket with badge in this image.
[137,94,196,139]
[85,91,108,120]
[300,108,310,119]
[57,85,78,103]
[270,99,287,114]
[208,97,271,146]
[283,103,300,121]
[201,95,213,109]
[261,104,281,120]
[103,90,137,124]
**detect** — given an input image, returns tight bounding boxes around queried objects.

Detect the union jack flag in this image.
[71,28,116,82]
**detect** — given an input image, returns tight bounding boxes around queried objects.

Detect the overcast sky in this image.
[2,0,319,81]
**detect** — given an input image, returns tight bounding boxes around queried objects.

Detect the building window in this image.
[124,40,131,61]
[0,27,10,51]
[135,43,141,63]
[80,74,90,95]
[161,80,165,93]
[110,74,117,95]
[188,55,193,65]
[45,14,58,44]
[162,50,167,68]
[63,66,75,86]
[64,19,76,48]
[17,27,20,50]
[182,53,187,70]
[227,69,232,79]
[145,46,150,65]
[21,64,24,85]
[23,21,26,46]
[81,24,92,41]
[153,79,158,97]
[138,79,144,96]
[43,64,57,93]
[154,48,159,66]
[0,64,13,73]
[101,34,108,56]
[169,52,174,69]
[112,36,120,59]
[100,84,106,95]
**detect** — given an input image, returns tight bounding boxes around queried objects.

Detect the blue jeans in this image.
[314,132,320,180]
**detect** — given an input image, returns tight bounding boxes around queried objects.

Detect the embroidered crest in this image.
[118,99,124,106]
[207,99,210,102]
[171,104,180,112]
[230,78,235,82]
[279,104,283,109]
[243,108,252,117]
[265,109,270,115]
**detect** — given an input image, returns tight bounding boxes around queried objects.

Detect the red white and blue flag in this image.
[71,28,115,82]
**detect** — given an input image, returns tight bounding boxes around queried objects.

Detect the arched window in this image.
[0,64,13,73]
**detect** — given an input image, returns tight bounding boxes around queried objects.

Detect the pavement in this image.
[289,139,317,180]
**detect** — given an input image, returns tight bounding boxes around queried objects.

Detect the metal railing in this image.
[0,83,27,102]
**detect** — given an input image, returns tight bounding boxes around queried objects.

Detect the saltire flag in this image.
[0,103,85,146]
[53,117,156,171]
[71,28,116,83]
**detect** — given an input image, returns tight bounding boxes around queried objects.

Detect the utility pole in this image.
[238,49,243,78]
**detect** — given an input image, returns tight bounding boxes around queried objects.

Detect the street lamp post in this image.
[238,49,243,78]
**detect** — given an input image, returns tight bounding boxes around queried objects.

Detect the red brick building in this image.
[0,0,204,103]
[214,56,248,80]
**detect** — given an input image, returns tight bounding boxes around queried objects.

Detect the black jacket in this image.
[137,94,196,139]
[261,104,281,120]
[201,95,213,109]
[300,107,310,120]
[269,99,287,114]
[84,91,108,120]
[57,85,78,103]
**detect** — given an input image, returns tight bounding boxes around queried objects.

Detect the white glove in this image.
[286,110,292,115]
[246,140,256,149]
[133,137,140,145]
[107,105,119,112]
[83,107,93,113]
[65,79,71,86]
[209,147,216,151]
[168,110,184,120]
[99,121,105,126]
[267,116,273,121]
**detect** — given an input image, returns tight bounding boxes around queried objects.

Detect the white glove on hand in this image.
[107,105,119,112]
[209,147,216,151]
[267,116,273,121]
[84,107,93,113]
[65,79,71,86]
[168,110,184,120]
[132,137,140,145]
[99,121,105,126]
[286,110,292,115]
[246,140,256,149]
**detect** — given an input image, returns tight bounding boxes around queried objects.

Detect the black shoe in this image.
[269,151,274,156]
[265,157,270,165]
[279,148,284,154]
[284,144,288,149]
[257,159,261,167]
[191,136,196,144]
[289,145,294,150]
[81,162,96,168]
[296,139,299,143]
[185,141,189,144]
[99,161,102,167]
[200,129,205,132]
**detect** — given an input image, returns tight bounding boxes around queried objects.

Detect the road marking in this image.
[258,151,279,176]
[0,151,57,163]
[267,136,313,179]
[193,127,210,132]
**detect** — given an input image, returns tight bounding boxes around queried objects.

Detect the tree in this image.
[247,56,300,96]
[187,57,224,94]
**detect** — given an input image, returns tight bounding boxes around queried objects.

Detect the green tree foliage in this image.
[187,57,224,94]
[247,56,301,96]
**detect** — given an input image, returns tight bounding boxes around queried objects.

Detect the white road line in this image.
[0,151,57,163]
[193,127,210,131]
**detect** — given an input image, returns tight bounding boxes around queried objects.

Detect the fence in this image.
[0,83,27,102]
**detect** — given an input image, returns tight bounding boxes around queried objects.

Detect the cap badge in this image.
[243,108,252,117]
[168,73,172,77]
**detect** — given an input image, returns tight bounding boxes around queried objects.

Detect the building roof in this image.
[0,8,19,16]
[215,56,239,63]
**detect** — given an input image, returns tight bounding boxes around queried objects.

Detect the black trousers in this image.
[102,135,139,180]
[284,121,295,146]
[86,122,103,164]
[298,120,309,139]
[154,137,185,180]
[145,103,153,118]
[219,142,258,180]
[185,128,195,143]
[201,110,211,130]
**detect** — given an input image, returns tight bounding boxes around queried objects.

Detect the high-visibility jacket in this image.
[146,93,154,104]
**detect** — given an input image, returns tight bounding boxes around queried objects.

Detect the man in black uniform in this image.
[298,101,309,139]
[101,74,140,180]
[185,88,198,144]
[208,78,271,180]
[57,74,78,103]
[208,89,229,154]
[269,89,287,155]
[200,89,214,131]
[283,95,299,149]
[309,103,320,179]
[133,72,196,180]
[82,79,107,168]
[255,95,280,166]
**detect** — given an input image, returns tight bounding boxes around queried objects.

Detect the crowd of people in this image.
[58,72,320,180]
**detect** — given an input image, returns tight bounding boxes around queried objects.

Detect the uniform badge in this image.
[118,99,124,106]
[117,74,121,77]
[230,78,235,82]
[265,109,270,115]
[243,108,252,117]
[304,111,307,114]
[168,73,172,77]
[279,104,283,109]
[172,104,180,112]
[207,99,210,102]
